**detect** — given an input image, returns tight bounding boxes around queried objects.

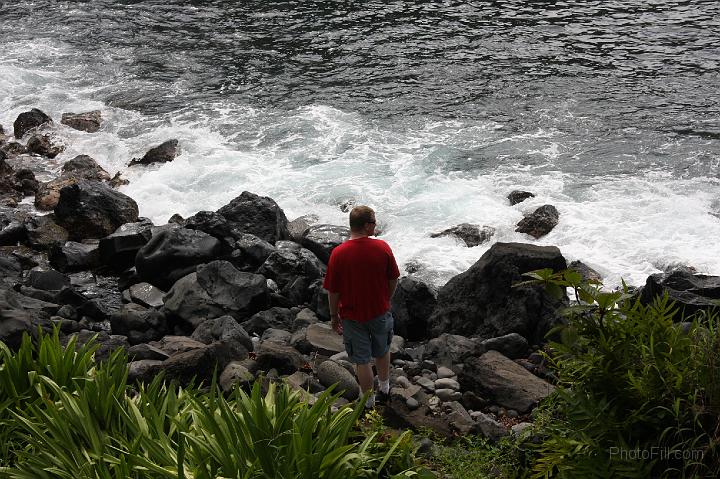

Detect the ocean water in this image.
[1,0,718,288]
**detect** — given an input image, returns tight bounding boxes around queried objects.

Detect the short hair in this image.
[349,205,375,231]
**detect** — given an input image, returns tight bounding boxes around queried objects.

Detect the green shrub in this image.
[0,328,433,478]
[520,269,720,478]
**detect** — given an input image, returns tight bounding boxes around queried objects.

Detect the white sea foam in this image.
[1,40,719,290]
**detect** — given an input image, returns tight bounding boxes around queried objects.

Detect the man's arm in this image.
[387,278,398,301]
[327,291,342,334]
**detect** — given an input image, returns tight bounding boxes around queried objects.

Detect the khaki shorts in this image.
[342,311,394,364]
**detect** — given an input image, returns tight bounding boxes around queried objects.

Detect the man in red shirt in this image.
[323,205,400,408]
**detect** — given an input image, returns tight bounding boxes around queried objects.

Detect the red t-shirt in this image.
[323,236,400,322]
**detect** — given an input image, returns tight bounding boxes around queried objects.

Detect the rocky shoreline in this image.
[1,108,719,441]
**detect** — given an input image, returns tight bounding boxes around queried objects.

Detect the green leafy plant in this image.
[519,270,720,478]
[0,327,433,478]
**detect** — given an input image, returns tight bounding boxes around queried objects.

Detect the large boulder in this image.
[184,210,238,251]
[162,260,269,329]
[638,268,720,319]
[129,139,179,166]
[300,224,350,264]
[316,359,360,400]
[48,241,100,273]
[142,341,238,386]
[428,242,567,345]
[134,227,222,290]
[61,111,102,133]
[391,277,437,341]
[459,350,555,413]
[0,288,55,349]
[515,205,560,239]
[216,191,289,244]
[24,214,68,250]
[191,315,253,354]
[430,224,495,247]
[423,334,483,367]
[109,303,168,344]
[230,233,275,271]
[99,219,153,271]
[0,254,22,288]
[305,323,345,356]
[288,214,319,242]
[241,307,294,335]
[13,109,52,139]
[36,155,111,211]
[54,181,139,241]
[257,246,324,291]
[254,341,307,375]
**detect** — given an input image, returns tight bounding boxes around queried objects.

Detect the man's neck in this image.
[350,232,369,240]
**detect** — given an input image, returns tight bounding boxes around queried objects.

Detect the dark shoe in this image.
[376,390,390,406]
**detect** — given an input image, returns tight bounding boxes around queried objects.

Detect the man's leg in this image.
[356,362,375,394]
[374,349,391,383]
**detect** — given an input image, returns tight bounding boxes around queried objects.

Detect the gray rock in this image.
[191,315,253,356]
[316,360,360,400]
[261,328,292,344]
[305,322,344,355]
[436,366,455,379]
[423,334,482,367]
[216,191,290,244]
[162,261,269,328]
[55,181,139,241]
[435,389,454,402]
[152,335,207,356]
[25,214,68,250]
[406,397,420,410]
[300,224,350,264]
[435,378,460,390]
[135,227,223,290]
[254,341,307,375]
[430,223,495,247]
[219,361,255,392]
[14,109,52,139]
[511,422,534,437]
[127,343,169,361]
[99,219,153,271]
[287,214,319,242]
[568,260,603,283]
[128,282,165,309]
[61,111,102,133]
[515,204,560,239]
[242,307,294,335]
[475,412,509,442]
[428,243,567,345]
[129,139,179,166]
[293,308,318,329]
[390,276,437,341]
[446,401,474,434]
[480,332,529,360]
[128,359,165,383]
[638,268,720,319]
[507,190,535,206]
[28,268,69,291]
[460,350,555,413]
[48,240,100,273]
[26,133,64,158]
[416,376,435,392]
[230,233,275,270]
[396,376,412,389]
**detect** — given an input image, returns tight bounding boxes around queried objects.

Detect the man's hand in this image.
[331,314,343,335]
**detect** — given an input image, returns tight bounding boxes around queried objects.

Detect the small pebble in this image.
[416,377,435,392]
[435,378,460,390]
[450,391,462,402]
[488,405,500,414]
[436,366,455,379]
[406,397,419,410]
[507,409,519,418]
[420,360,437,372]
[392,359,406,366]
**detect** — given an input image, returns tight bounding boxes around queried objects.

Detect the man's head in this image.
[349,205,376,236]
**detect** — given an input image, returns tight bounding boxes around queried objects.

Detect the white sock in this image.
[365,393,376,409]
[378,379,390,394]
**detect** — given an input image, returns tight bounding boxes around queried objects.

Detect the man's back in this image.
[323,237,399,322]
